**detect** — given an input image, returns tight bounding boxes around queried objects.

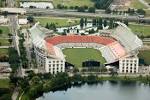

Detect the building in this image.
[18,18,28,25]
[29,22,142,74]
[0,62,12,78]
[0,16,8,24]
[119,56,139,74]
[20,2,54,9]
[139,66,150,75]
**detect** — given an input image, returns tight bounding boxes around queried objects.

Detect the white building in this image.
[29,23,65,74]
[20,2,54,9]
[119,56,139,73]
[19,18,28,25]
[0,16,8,24]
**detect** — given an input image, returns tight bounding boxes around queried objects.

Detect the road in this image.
[11,87,19,100]
[26,8,150,23]
[0,46,13,48]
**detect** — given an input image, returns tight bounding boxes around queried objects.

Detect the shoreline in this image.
[20,74,150,100]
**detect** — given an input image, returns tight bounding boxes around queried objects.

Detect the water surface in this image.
[37,81,150,100]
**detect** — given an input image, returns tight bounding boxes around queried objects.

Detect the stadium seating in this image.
[45,35,115,45]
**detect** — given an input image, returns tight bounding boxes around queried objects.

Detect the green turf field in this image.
[138,50,150,65]
[0,26,10,38]
[35,17,80,27]
[63,48,106,68]
[53,0,94,8]
[129,23,150,37]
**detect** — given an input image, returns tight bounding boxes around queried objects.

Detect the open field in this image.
[53,0,94,8]
[0,48,9,56]
[129,23,150,37]
[0,0,5,7]
[0,26,10,38]
[63,48,106,68]
[138,50,150,65]
[0,79,10,88]
[0,39,11,46]
[145,0,150,3]
[35,17,80,27]
[20,0,52,1]
[130,0,147,9]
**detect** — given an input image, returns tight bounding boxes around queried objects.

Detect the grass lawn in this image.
[63,48,106,68]
[138,50,150,65]
[0,39,11,46]
[53,0,94,8]
[35,17,80,27]
[0,0,4,7]
[145,0,150,3]
[129,23,150,37]
[0,26,10,38]
[130,0,147,9]
[0,48,9,56]
[0,79,10,88]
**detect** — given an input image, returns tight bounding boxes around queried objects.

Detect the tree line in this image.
[10,72,150,100]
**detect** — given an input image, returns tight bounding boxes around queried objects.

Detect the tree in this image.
[0,29,2,35]
[98,18,103,29]
[105,8,111,14]
[128,8,135,15]
[2,11,8,17]
[137,9,146,15]
[77,6,85,12]
[80,18,84,29]
[92,19,96,26]
[89,29,95,34]
[124,20,129,26]
[8,39,12,44]
[57,4,64,9]
[109,19,114,29]
[88,7,95,13]
[77,29,79,33]
[45,23,49,29]
[8,47,20,72]
[103,19,107,27]
[27,16,34,23]
[84,18,87,26]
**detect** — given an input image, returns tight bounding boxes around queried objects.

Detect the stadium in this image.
[29,22,143,74]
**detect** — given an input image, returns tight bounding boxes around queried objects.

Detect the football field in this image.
[63,48,106,68]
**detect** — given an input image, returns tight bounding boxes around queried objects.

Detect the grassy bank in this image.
[129,23,150,37]
[0,39,11,46]
[0,48,8,56]
[130,0,147,9]
[0,26,10,38]
[138,50,150,65]
[0,79,10,88]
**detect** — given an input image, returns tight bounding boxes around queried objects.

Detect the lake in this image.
[37,81,150,100]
